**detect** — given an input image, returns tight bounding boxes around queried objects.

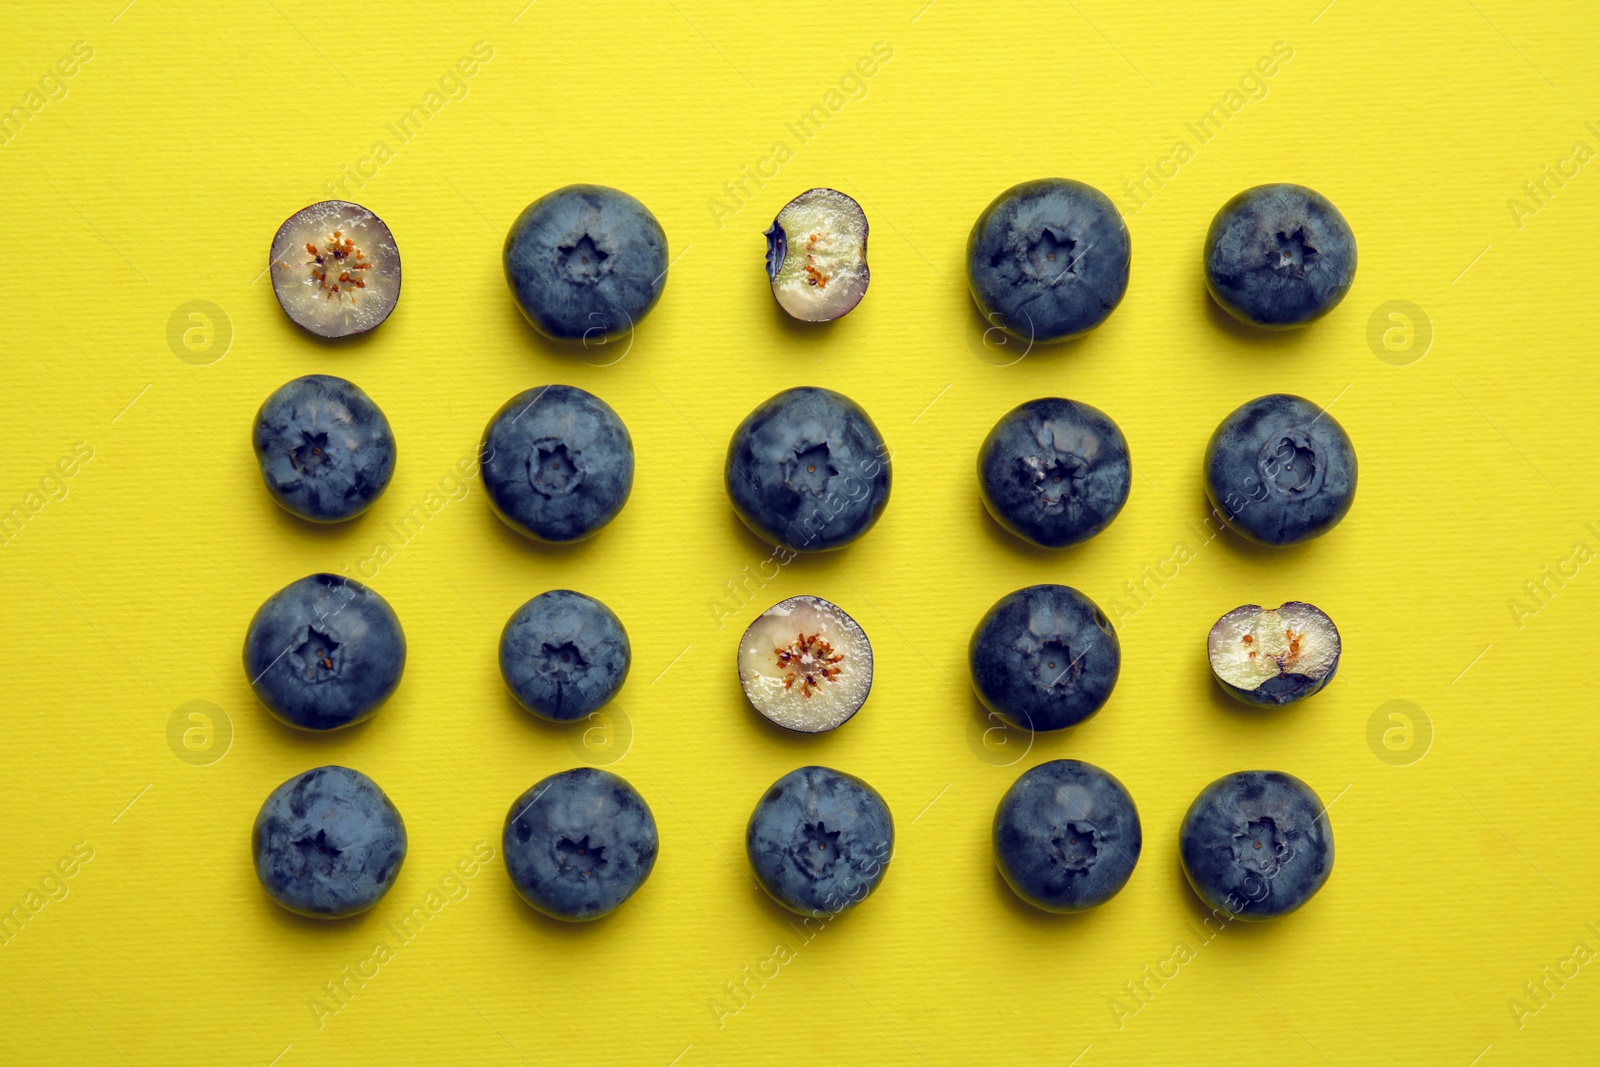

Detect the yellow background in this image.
[2,2,1597,1064]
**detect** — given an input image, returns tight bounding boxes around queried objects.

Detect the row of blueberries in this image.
[254,760,1333,923]
[267,180,1356,341]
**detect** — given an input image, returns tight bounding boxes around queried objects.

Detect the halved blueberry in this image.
[978,397,1130,547]
[1180,770,1334,920]
[243,573,406,730]
[993,759,1141,913]
[253,765,407,918]
[504,185,668,342]
[269,201,400,338]
[966,178,1130,343]
[738,596,872,733]
[746,766,893,917]
[253,374,395,523]
[764,188,869,322]
[1208,602,1340,707]
[1204,184,1356,329]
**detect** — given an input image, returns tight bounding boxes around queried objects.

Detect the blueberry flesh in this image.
[725,386,891,552]
[764,188,869,322]
[1180,770,1334,920]
[978,397,1130,548]
[503,768,658,921]
[738,595,872,733]
[253,765,407,918]
[746,766,893,917]
[1204,184,1356,328]
[970,585,1120,731]
[243,574,406,730]
[500,590,630,722]
[966,178,1131,343]
[253,374,396,523]
[993,759,1141,913]
[480,385,634,543]
[269,200,401,338]
[1204,393,1357,545]
[504,185,668,342]
[1208,602,1340,707]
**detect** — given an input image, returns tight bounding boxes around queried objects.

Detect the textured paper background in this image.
[2,2,1597,1064]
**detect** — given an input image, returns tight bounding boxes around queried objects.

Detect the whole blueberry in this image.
[1208,602,1340,707]
[725,386,891,552]
[966,178,1131,344]
[1205,393,1357,545]
[500,590,630,722]
[243,573,406,730]
[253,765,407,918]
[993,759,1141,913]
[1180,770,1334,920]
[970,585,1120,731]
[746,766,893,917]
[1204,184,1356,328]
[480,385,634,543]
[978,397,1130,548]
[503,768,658,921]
[504,185,668,342]
[253,374,396,523]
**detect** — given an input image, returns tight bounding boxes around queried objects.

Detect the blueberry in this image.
[480,385,634,543]
[1180,770,1334,920]
[504,185,668,342]
[764,188,869,322]
[738,596,872,733]
[243,574,406,730]
[1204,184,1356,328]
[253,374,396,523]
[501,590,630,722]
[978,397,1130,548]
[503,767,658,921]
[746,766,893,917]
[725,386,891,552]
[269,201,401,338]
[1208,602,1340,707]
[253,765,407,918]
[993,759,1141,913]
[966,178,1131,344]
[1205,393,1357,545]
[970,585,1119,731]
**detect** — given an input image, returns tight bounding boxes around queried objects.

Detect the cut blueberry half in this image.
[738,596,872,733]
[1208,602,1340,708]
[269,201,401,338]
[764,188,869,322]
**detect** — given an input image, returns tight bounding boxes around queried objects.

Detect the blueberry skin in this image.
[746,766,894,917]
[970,585,1120,731]
[1204,184,1356,328]
[253,374,396,522]
[504,185,668,342]
[978,397,1130,548]
[503,768,658,921]
[725,386,891,552]
[480,385,634,543]
[500,590,630,722]
[993,759,1141,913]
[966,178,1131,343]
[1180,771,1334,920]
[253,765,407,918]
[243,574,406,730]
[1204,393,1357,545]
